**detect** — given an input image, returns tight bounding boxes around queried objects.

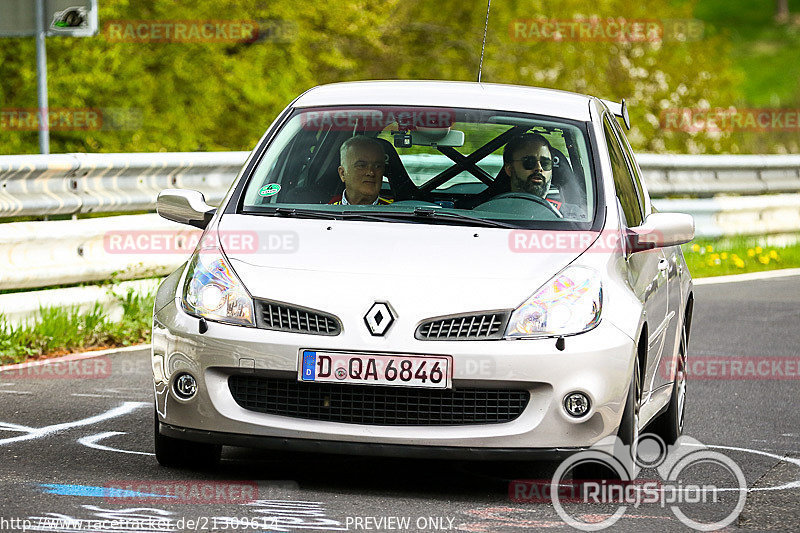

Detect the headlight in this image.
[181,244,255,327]
[505,266,601,338]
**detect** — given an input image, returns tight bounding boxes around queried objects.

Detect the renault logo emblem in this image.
[364,302,395,336]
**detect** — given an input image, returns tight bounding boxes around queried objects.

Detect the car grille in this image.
[228,376,529,426]
[254,300,341,336]
[416,312,509,340]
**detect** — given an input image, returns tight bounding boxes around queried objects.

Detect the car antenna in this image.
[477,0,492,83]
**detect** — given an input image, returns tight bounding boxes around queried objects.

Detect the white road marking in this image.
[686,443,800,492]
[0,402,148,446]
[0,390,33,394]
[78,431,154,456]
[0,421,35,432]
[694,268,800,285]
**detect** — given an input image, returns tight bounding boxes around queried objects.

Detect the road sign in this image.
[0,0,98,37]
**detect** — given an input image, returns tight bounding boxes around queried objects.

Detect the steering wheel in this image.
[487,192,563,219]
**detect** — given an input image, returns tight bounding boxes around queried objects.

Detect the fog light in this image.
[564,392,590,417]
[174,373,197,399]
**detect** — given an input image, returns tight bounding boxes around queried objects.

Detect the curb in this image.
[693,268,800,285]
[0,344,151,373]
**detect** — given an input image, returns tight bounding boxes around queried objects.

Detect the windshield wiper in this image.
[338,210,421,224]
[247,207,340,219]
[252,206,406,224]
[347,207,519,229]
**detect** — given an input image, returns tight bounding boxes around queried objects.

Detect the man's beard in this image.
[522,172,548,198]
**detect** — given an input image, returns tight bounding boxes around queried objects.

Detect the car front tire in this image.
[651,327,688,444]
[571,361,640,481]
[154,412,221,468]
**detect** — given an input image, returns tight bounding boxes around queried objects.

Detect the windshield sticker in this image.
[258,184,281,197]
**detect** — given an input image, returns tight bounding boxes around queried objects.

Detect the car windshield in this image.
[241,106,597,229]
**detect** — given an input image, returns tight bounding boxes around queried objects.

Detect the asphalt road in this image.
[1,274,799,532]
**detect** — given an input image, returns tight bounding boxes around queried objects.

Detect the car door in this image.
[613,119,682,389]
[603,116,669,397]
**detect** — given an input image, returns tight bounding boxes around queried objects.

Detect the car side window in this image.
[603,116,643,227]
[609,116,649,216]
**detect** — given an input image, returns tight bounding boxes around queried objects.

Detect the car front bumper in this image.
[153,297,636,456]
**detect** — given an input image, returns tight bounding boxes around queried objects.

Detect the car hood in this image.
[217,214,594,316]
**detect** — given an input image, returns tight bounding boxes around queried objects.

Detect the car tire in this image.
[651,327,688,444]
[571,361,640,481]
[154,412,221,468]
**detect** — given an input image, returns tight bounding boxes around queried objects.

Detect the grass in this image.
[682,234,800,278]
[0,288,155,365]
[694,0,800,107]
[0,210,153,224]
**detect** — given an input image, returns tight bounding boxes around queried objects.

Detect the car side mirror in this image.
[156,189,216,229]
[628,212,695,252]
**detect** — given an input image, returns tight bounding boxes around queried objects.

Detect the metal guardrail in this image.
[653,194,800,238]
[0,151,247,217]
[0,214,197,290]
[636,154,800,196]
[2,152,800,218]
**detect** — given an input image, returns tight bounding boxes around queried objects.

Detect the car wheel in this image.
[651,327,688,444]
[571,361,640,481]
[616,356,641,477]
[618,357,641,448]
[154,412,221,468]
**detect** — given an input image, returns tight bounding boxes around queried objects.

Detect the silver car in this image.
[152,81,694,468]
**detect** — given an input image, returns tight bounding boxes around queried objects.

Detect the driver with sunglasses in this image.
[503,132,556,198]
[502,133,584,219]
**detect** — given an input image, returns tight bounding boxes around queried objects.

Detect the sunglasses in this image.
[515,155,553,171]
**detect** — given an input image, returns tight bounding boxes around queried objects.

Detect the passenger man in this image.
[329,136,393,205]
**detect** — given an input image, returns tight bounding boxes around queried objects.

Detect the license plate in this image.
[299,350,451,389]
